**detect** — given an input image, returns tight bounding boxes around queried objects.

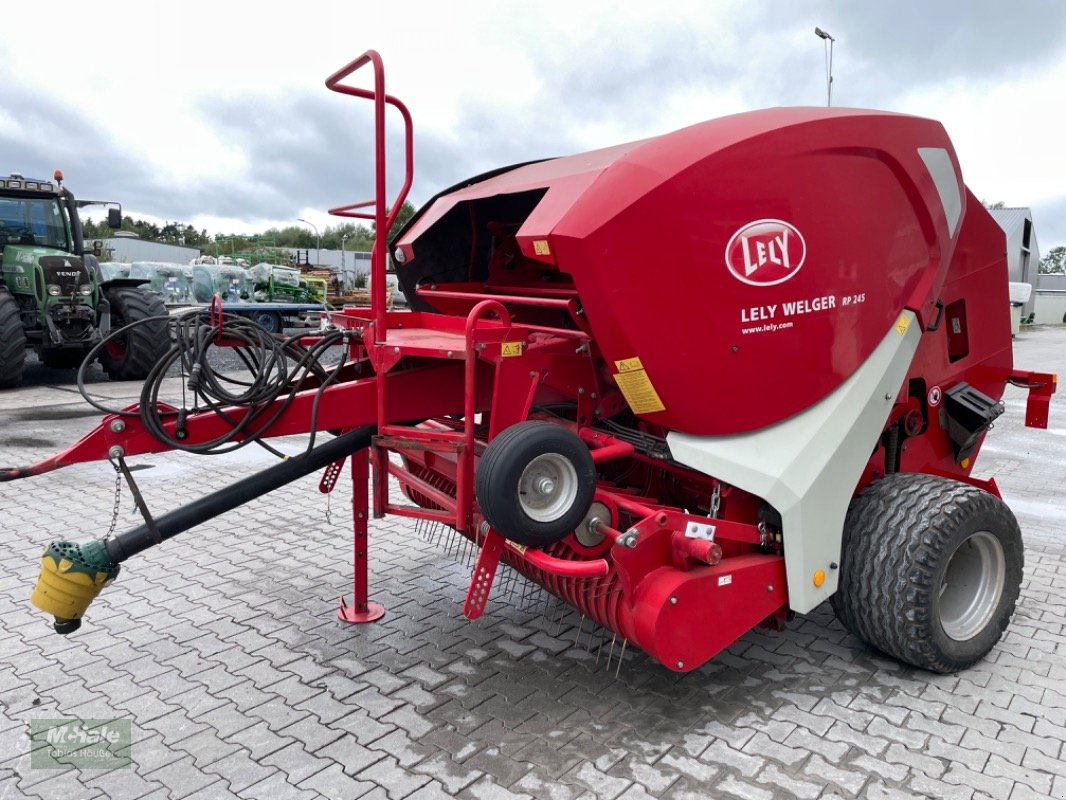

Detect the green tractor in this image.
[0,172,170,388]
[249,263,325,304]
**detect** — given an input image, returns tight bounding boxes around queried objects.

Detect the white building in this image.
[99,235,201,265]
[1033,273,1066,325]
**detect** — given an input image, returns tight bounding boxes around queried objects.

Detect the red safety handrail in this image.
[325,50,414,343]
[455,300,513,530]
[209,293,225,344]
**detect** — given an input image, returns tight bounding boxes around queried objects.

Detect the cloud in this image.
[724,1,1066,109]
[2,3,1063,251]
[184,88,594,225]
[0,83,158,208]
[834,1,1066,88]
[1033,195,1066,260]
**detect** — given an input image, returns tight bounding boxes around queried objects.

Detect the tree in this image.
[1039,246,1066,274]
[322,222,374,251]
[81,216,109,241]
[387,201,417,242]
[77,201,419,258]
[982,200,1007,209]
[358,201,418,241]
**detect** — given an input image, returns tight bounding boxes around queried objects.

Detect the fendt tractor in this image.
[6,52,1057,677]
[0,172,169,387]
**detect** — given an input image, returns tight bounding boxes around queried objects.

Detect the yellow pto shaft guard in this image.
[30,540,120,634]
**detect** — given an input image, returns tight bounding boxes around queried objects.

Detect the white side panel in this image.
[667,313,922,613]
[917,147,962,237]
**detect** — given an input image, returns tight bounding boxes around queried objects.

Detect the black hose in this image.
[78,309,353,458]
[104,425,375,563]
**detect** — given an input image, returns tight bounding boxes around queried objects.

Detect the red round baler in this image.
[13,52,1056,675]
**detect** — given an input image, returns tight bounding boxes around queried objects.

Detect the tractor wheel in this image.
[0,290,26,388]
[475,421,596,548]
[252,310,282,334]
[832,473,1023,673]
[41,348,88,369]
[99,288,170,381]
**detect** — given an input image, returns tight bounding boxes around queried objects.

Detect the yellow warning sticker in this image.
[615,366,666,415]
[896,313,911,337]
[533,239,551,256]
[507,540,528,555]
[615,356,644,373]
[500,342,522,357]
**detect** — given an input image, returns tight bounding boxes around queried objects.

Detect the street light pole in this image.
[814,27,836,107]
[341,233,350,290]
[296,218,320,266]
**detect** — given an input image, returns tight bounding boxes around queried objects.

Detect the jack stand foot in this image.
[338,597,386,624]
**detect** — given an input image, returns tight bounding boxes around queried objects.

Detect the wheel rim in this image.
[517,452,579,523]
[105,338,126,360]
[939,531,1006,641]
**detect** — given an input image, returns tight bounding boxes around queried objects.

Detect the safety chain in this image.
[105,457,123,538]
[709,482,721,519]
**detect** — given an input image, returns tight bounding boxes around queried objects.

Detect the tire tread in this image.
[832,473,1022,673]
[0,290,26,388]
[100,288,170,380]
[475,421,595,548]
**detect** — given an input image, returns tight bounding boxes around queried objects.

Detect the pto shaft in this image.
[30,426,375,633]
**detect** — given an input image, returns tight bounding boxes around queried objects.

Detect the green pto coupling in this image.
[30,540,119,634]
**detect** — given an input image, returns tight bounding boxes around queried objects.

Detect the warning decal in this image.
[895,314,911,337]
[500,342,522,357]
[613,356,666,414]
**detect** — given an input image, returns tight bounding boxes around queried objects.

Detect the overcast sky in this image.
[3,1,1064,254]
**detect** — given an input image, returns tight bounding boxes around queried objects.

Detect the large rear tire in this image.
[832,473,1023,673]
[98,288,170,381]
[0,290,27,389]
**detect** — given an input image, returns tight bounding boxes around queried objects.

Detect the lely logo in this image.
[725,219,806,287]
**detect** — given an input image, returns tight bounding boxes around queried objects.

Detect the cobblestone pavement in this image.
[0,327,1063,800]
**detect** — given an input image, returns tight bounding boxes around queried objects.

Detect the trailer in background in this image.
[114,262,323,331]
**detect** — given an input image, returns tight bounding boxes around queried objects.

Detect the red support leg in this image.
[338,448,386,623]
[371,444,388,518]
[463,528,504,620]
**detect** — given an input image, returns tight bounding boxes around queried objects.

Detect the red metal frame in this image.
[324,50,413,342]
[338,449,385,623]
[1009,369,1057,428]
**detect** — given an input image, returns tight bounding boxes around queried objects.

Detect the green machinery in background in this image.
[0,173,169,387]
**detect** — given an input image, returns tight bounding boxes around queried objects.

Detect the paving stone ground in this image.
[0,326,1064,800]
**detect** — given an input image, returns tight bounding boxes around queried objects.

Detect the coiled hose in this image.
[76,309,354,458]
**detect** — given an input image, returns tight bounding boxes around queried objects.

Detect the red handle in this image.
[325,51,415,340]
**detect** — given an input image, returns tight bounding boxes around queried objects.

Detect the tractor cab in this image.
[0,176,73,250]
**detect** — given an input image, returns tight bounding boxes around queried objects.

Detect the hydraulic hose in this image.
[78,309,351,459]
